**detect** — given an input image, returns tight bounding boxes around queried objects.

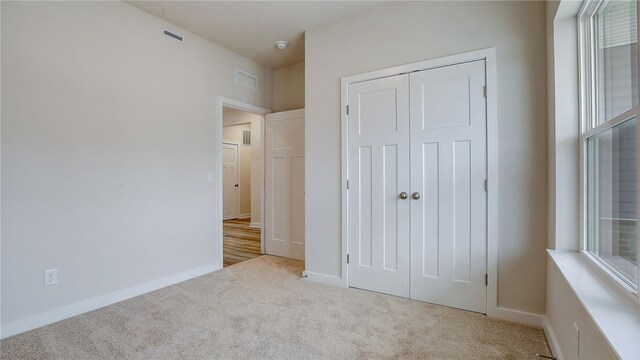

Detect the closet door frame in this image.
[339,48,499,319]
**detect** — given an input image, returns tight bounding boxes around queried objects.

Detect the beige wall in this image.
[305,1,548,315]
[272,62,305,112]
[1,1,271,327]
[223,124,252,217]
[223,110,264,226]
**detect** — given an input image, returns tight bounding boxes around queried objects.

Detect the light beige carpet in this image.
[1,256,551,359]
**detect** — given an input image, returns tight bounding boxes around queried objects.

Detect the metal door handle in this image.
[399,192,408,200]
[412,192,420,200]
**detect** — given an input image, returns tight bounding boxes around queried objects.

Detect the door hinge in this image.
[347,254,350,264]
[346,179,349,190]
[485,273,488,286]
[484,179,488,192]
[483,86,487,98]
[346,105,349,115]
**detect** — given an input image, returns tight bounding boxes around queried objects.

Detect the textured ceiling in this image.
[127,1,382,69]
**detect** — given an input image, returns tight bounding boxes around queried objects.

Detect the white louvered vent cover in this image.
[235,70,258,90]
[242,130,251,146]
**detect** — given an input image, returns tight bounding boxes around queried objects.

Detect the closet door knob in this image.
[411,192,421,200]
[399,192,408,200]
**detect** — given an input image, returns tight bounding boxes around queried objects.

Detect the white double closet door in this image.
[347,60,487,313]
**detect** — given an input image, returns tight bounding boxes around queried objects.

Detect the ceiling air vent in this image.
[235,69,258,90]
[163,29,183,42]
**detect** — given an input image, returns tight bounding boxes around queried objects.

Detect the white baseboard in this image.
[302,271,347,288]
[493,309,563,358]
[249,222,261,229]
[0,263,221,339]
[542,316,564,360]
[492,307,545,328]
[239,214,251,219]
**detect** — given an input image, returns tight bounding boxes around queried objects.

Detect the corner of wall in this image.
[271,62,305,112]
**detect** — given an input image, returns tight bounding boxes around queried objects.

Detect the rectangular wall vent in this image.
[163,29,183,42]
[242,130,251,146]
[235,69,258,90]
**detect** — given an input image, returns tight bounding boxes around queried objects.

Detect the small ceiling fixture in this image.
[275,40,288,50]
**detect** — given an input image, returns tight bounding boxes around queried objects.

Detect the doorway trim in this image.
[339,48,499,318]
[216,97,270,267]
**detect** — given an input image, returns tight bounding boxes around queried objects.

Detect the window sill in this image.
[547,249,640,360]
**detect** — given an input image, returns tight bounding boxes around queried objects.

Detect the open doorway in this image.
[221,103,267,267]
[217,97,306,269]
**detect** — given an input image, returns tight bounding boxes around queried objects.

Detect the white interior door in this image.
[409,60,487,313]
[347,74,411,298]
[265,109,305,260]
[223,143,239,220]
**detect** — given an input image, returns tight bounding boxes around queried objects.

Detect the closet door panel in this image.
[409,60,488,313]
[347,74,411,298]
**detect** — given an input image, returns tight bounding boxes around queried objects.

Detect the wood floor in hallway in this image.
[223,218,261,267]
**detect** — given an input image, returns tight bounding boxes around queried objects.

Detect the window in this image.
[580,0,639,290]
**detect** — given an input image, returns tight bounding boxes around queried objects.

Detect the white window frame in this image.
[578,0,640,295]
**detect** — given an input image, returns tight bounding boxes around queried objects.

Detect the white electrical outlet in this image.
[44,269,58,287]
[207,173,214,184]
